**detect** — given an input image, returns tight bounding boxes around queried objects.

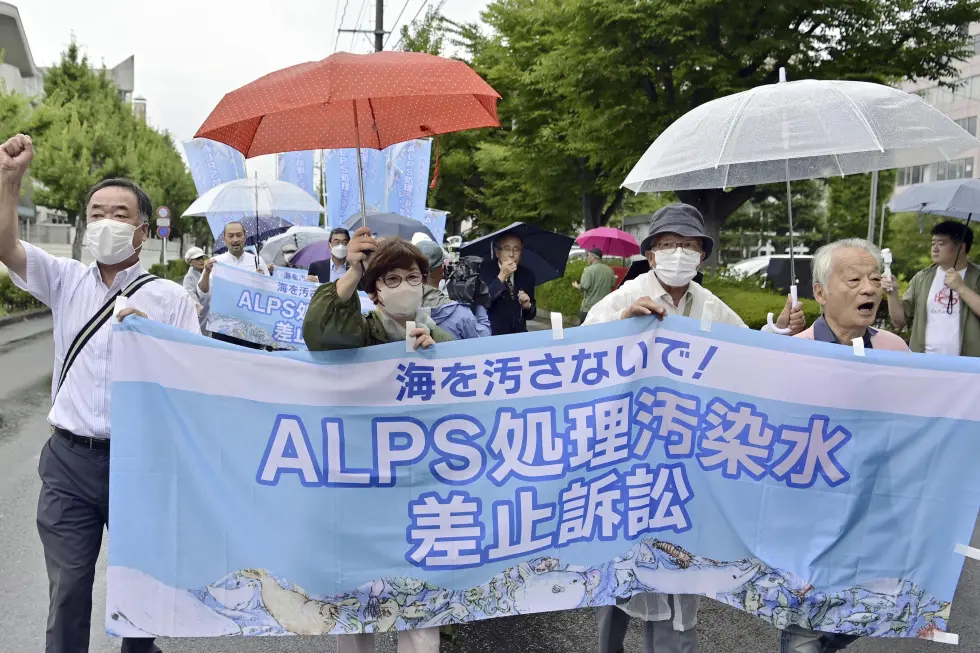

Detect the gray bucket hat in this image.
[415,239,447,271]
[641,203,714,259]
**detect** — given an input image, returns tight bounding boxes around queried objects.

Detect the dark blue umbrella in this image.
[212,215,292,254]
[460,222,575,285]
[342,212,435,241]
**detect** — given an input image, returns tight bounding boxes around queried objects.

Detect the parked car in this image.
[727,255,815,299]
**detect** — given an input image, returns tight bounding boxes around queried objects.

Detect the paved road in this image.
[0,316,977,652]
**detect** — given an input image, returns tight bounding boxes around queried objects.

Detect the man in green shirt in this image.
[883,220,980,356]
[573,248,616,322]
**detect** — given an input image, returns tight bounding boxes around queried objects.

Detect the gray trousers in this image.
[37,434,160,653]
[597,605,697,653]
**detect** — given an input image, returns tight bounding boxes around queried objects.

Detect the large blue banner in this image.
[325,148,386,230]
[276,151,320,227]
[207,263,373,350]
[422,209,448,246]
[106,316,980,641]
[386,140,432,221]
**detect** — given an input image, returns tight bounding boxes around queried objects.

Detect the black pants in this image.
[37,433,160,653]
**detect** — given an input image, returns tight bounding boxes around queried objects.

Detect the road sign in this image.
[157,226,170,239]
[157,217,171,228]
[157,206,171,220]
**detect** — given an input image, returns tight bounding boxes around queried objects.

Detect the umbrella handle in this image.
[766,285,797,335]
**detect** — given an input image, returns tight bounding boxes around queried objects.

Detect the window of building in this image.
[955,116,978,136]
[973,33,980,55]
[897,164,928,186]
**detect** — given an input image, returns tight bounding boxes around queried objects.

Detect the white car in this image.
[728,255,812,280]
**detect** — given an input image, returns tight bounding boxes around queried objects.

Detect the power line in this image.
[350,0,371,52]
[333,0,352,53]
[392,0,430,51]
[328,0,343,53]
[383,0,413,49]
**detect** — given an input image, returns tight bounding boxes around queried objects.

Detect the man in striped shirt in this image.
[0,134,200,653]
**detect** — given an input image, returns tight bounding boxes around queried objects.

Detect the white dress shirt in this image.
[212,250,268,275]
[9,242,200,439]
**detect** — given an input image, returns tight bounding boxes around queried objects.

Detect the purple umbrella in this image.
[291,241,334,269]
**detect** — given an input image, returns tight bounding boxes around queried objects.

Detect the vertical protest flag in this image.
[276,151,320,227]
[421,209,448,245]
[182,139,249,230]
[385,139,432,222]
[325,148,386,230]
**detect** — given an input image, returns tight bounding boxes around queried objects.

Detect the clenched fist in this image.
[0,134,33,184]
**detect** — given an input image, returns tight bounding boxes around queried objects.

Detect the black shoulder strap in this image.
[56,274,158,394]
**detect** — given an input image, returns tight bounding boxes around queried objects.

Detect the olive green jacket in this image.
[303,282,453,351]
[901,262,980,356]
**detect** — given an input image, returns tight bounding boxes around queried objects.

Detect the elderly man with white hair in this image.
[781,238,907,653]
[792,238,909,352]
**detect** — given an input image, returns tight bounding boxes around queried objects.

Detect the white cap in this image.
[411,232,433,245]
[185,247,206,262]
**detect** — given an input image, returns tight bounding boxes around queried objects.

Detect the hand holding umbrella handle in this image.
[766,285,798,335]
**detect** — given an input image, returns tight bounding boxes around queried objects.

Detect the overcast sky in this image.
[17,0,490,179]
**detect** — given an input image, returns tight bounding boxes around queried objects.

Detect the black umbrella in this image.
[342,212,435,241]
[460,222,575,285]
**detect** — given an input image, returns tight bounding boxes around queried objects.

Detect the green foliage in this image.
[722,180,826,262]
[18,40,196,260]
[406,0,980,242]
[536,259,590,320]
[826,171,897,242]
[0,273,43,315]
[148,259,189,283]
[881,211,948,279]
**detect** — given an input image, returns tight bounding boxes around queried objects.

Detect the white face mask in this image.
[377,281,423,318]
[85,220,141,265]
[654,249,701,287]
[332,244,349,260]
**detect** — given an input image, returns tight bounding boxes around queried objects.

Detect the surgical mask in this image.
[85,220,141,265]
[654,249,701,287]
[283,251,295,263]
[332,244,348,260]
[377,281,423,318]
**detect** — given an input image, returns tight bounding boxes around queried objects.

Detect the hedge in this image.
[148,259,190,282]
[535,263,825,329]
[0,273,43,317]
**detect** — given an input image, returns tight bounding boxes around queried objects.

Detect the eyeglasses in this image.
[382,272,424,288]
[498,247,523,255]
[656,242,702,254]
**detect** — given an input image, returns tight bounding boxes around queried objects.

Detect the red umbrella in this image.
[196,51,501,225]
[576,227,640,258]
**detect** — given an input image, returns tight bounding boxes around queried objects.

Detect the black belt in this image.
[54,427,110,452]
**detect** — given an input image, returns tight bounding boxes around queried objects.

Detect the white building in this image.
[895,23,980,189]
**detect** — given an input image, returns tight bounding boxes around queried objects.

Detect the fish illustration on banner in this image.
[107,315,980,640]
[276,151,320,227]
[325,148,386,230]
[386,140,432,222]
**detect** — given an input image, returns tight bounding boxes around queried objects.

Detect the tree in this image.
[825,171,897,244]
[469,0,980,256]
[722,180,826,262]
[27,41,196,260]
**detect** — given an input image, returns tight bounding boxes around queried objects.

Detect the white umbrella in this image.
[623,71,979,332]
[183,177,326,253]
[260,226,330,266]
[888,178,980,221]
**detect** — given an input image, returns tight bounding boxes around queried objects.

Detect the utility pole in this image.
[339,0,387,52]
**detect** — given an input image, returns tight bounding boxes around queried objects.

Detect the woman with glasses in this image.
[303,226,452,353]
[479,233,537,335]
[301,228,446,653]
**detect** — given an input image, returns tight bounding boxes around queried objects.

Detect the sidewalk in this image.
[0,314,53,405]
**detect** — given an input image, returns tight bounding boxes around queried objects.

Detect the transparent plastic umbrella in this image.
[623,71,979,331]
